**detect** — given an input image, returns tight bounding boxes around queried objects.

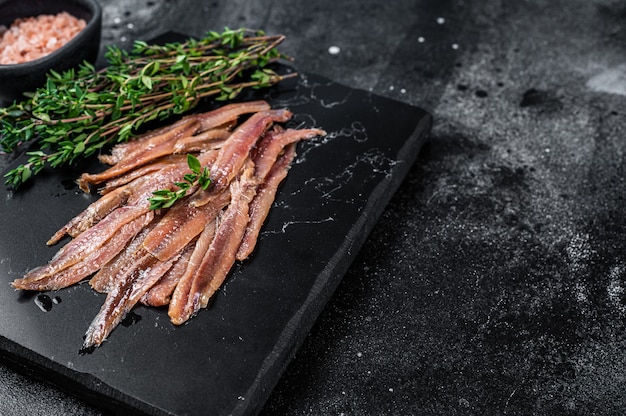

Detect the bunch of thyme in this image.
[0,28,294,188]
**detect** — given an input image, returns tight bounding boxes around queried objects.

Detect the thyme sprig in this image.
[148,154,210,210]
[0,28,294,188]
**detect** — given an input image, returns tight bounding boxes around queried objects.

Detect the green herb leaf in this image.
[141,75,153,90]
[187,153,201,173]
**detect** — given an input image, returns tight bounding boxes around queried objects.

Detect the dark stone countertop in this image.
[2,0,626,415]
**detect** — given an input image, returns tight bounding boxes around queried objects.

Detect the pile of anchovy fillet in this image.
[10,100,325,349]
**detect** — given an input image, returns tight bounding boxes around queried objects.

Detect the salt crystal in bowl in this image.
[0,0,102,104]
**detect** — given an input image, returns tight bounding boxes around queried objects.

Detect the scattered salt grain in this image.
[328,45,340,55]
[437,17,446,24]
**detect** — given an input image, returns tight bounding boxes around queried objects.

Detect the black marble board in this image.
[0,40,431,415]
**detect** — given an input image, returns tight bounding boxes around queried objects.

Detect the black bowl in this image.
[0,0,102,104]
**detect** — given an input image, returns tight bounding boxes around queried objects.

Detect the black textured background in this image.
[2,0,626,415]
